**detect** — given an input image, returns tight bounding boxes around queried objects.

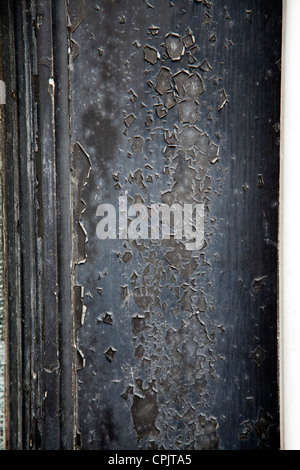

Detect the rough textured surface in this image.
[0,0,281,450]
[1,0,75,449]
[70,0,281,450]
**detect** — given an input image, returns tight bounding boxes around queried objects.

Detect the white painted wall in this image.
[280,0,300,451]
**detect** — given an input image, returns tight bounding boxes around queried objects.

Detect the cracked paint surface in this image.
[69,0,281,450]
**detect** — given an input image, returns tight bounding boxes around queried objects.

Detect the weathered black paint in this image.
[70,0,281,450]
[0,0,76,449]
[0,0,281,450]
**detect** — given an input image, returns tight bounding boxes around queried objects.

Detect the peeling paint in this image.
[69,0,280,451]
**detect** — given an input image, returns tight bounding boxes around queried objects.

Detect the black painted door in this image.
[0,0,281,450]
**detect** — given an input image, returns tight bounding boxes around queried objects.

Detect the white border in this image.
[280,0,300,451]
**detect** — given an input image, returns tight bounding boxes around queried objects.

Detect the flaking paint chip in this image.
[173,70,190,96]
[124,113,136,127]
[122,251,133,264]
[145,116,153,127]
[144,45,160,65]
[104,347,117,362]
[200,59,213,72]
[155,67,172,95]
[183,29,195,49]
[149,25,160,35]
[155,105,168,119]
[164,91,177,109]
[131,136,144,152]
[186,73,204,97]
[165,33,185,61]
[103,312,113,325]
[217,88,228,111]
[252,275,268,292]
[132,315,147,335]
[177,99,199,124]
[250,346,266,367]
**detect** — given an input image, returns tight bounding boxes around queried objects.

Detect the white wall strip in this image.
[280,0,300,451]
